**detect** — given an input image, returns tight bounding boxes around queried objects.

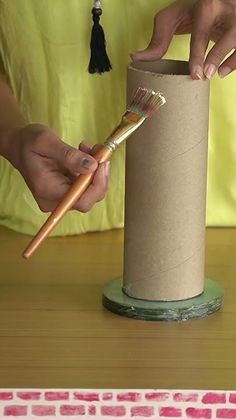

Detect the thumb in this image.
[131,7,178,61]
[24,125,99,175]
[56,141,98,175]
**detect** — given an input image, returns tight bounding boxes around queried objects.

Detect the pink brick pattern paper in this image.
[0,390,235,418]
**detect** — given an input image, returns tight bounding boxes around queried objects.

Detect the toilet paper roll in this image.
[123,60,210,301]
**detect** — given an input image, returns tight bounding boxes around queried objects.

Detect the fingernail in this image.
[80,142,92,152]
[192,64,203,80]
[130,52,136,60]
[218,66,231,78]
[204,64,217,79]
[81,157,93,168]
[104,161,110,177]
[130,51,141,61]
[81,141,92,148]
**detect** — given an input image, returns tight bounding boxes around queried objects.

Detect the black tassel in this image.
[88,4,112,74]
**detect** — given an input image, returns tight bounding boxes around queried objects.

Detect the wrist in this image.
[0,125,26,167]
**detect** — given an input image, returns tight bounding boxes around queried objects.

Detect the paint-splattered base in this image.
[103,278,223,321]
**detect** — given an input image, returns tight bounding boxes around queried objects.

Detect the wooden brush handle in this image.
[23,145,112,259]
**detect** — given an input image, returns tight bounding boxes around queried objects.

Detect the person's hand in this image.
[3,124,110,212]
[132,0,236,79]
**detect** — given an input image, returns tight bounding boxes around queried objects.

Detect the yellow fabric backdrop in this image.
[0,0,235,235]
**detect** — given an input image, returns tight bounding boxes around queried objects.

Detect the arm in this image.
[0,75,26,159]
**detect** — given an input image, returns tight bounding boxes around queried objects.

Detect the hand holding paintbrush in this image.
[23,87,166,259]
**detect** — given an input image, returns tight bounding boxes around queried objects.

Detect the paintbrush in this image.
[23,87,166,259]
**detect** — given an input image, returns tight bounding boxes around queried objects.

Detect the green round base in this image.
[103,278,223,321]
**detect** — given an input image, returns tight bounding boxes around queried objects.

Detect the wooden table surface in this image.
[0,226,235,389]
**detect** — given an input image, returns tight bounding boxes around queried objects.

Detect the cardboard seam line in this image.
[165,137,206,163]
[129,244,204,285]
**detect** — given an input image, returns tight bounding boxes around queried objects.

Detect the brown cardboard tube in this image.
[123,60,210,301]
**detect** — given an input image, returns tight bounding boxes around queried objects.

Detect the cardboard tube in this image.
[123,60,210,301]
